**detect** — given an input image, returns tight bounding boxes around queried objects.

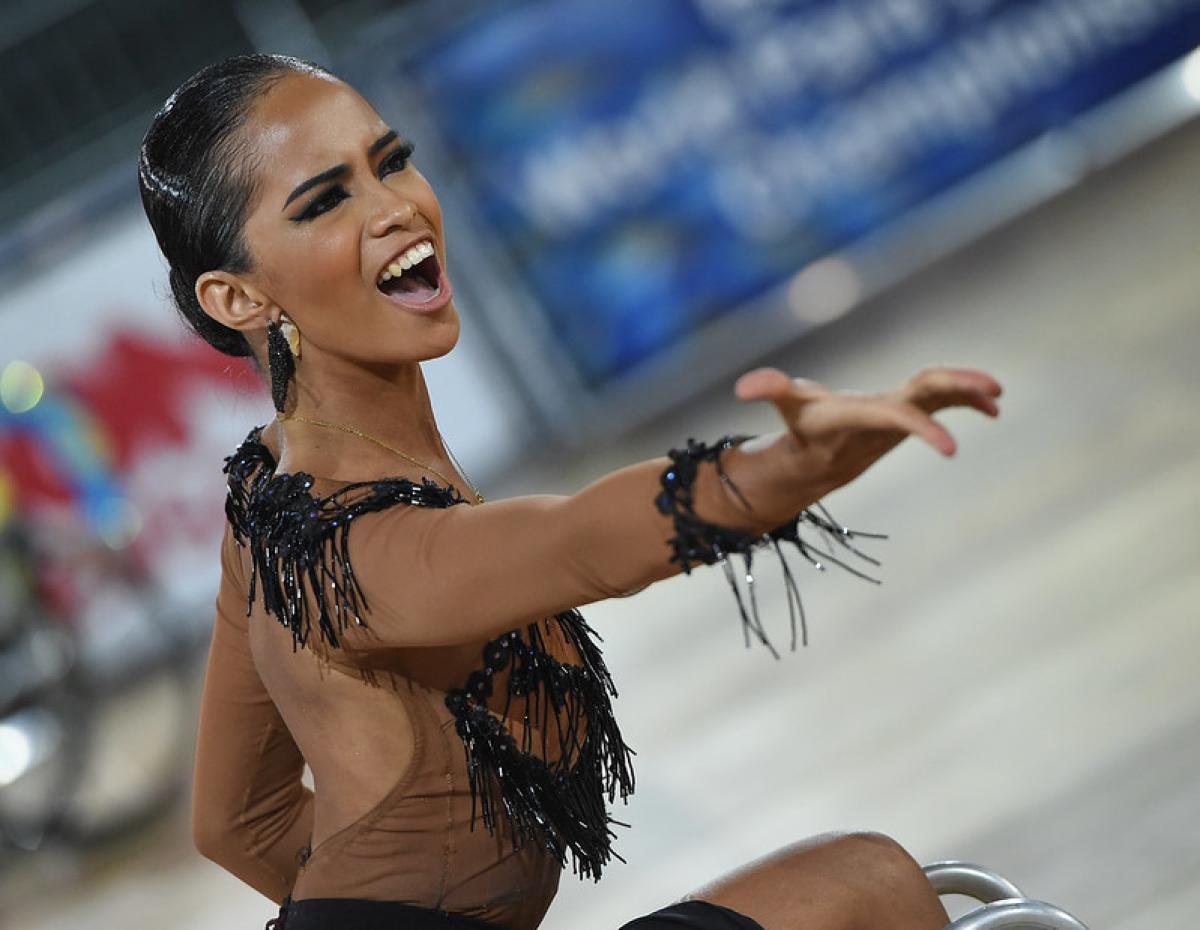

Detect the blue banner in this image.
[397,0,1200,385]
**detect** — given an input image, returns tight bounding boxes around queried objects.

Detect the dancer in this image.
[139,55,1001,930]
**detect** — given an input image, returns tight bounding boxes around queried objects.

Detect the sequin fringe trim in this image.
[656,437,887,658]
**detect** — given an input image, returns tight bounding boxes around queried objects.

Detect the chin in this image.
[422,337,458,362]
[407,311,461,363]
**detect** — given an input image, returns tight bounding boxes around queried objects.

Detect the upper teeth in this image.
[379,241,435,283]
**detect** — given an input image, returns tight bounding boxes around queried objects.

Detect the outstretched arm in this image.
[192,525,314,904]
[327,366,1001,651]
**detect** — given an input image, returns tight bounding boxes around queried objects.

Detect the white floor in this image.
[3,118,1198,930]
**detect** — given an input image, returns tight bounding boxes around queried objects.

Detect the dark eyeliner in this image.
[291,185,347,223]
[380,141,415,176]
[289,140,415,223]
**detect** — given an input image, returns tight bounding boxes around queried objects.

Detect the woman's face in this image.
[237,72,459,368]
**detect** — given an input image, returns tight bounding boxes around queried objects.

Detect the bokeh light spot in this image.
[1183,48,1200,103]
[0,720,34,787]
[1,360,45,414]
[787,257,863,325]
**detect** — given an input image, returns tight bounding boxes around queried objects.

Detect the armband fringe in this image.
[656,437,886,658]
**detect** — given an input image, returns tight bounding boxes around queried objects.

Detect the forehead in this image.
[246,72,386,184]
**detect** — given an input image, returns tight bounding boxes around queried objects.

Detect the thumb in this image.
[734,367,795,402]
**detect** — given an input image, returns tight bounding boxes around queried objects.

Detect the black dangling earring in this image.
[267,321,294,414]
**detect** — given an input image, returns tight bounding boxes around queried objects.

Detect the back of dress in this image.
[194,427,637,930]
[243,563,565,929]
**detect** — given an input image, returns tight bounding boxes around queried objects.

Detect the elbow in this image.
[191,817,287,906]
[193,811,239,866]
[192,786,248,868]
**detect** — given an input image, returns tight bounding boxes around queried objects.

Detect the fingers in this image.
[912,366,1002,395]
[903,367,1003,417]
[732,365,993,458]
[961,388,1001,418]
[859,398,958,457]
[912,410,958,457]
[924,366,1002,396]
[914,385,1000,418]
[734,367,820,402]
[734,367,828,426]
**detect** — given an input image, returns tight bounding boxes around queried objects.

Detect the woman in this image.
[138,55,1001,930]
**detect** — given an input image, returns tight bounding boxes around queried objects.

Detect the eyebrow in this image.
[283,164,348,209]
[368,129,398,157]
[282,130,401,210]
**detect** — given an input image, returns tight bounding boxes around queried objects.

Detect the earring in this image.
[266,321,294,414]
[280,313,301,358]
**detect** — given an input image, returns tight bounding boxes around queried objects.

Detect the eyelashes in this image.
[381,141,414,175]
[293,186,348,222]
[291,141,416,223]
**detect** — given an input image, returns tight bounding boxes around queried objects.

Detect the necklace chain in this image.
[278,412,486,504]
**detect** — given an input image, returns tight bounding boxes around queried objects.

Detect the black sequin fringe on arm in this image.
[656,437,887,658]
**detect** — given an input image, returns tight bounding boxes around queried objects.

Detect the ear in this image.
[195,271,277,333]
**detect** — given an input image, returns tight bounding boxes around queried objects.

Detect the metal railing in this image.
[924,861,1089,930]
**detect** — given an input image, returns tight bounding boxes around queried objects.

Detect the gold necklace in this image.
[278,412,486,504]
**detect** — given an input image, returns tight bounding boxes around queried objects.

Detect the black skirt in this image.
[618,900,766,930]
[268,897,765,930]
[271,897,498,930]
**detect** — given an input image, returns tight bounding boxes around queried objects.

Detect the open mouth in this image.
[377,241,446,308]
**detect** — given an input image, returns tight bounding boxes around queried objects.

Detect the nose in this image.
[367,193,418,238]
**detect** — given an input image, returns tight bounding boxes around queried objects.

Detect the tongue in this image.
[382,273,437,304]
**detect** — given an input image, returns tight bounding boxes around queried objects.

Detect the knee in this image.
[843,830,918,862]
[832,831,930,900]
[838,831,921,872]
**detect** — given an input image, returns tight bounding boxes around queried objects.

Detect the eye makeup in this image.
[287,138,416,223]
[378,140,415,177]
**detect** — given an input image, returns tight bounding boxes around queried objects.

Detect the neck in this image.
[273,349,448,482]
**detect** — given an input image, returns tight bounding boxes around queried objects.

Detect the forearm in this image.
[560,429,812,594]
[195,550,317,905]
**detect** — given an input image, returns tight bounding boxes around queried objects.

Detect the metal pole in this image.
[923,861,1025,903]
[943,899,1090,930]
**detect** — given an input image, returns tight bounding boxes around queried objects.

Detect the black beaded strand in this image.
[655,436,887,657]
[266,321,294,413]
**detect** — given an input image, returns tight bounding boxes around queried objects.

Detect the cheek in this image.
[269,223,363,314]
[411,171,444,232]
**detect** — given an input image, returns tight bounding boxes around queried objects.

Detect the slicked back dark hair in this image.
[138,54,337,357]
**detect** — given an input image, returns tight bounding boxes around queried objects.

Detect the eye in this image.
[292,185,349,223]
[380,141,415,178]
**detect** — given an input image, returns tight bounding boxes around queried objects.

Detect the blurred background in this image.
[0,1,1197,928]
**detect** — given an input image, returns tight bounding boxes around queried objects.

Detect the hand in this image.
[734,365,1002,495]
